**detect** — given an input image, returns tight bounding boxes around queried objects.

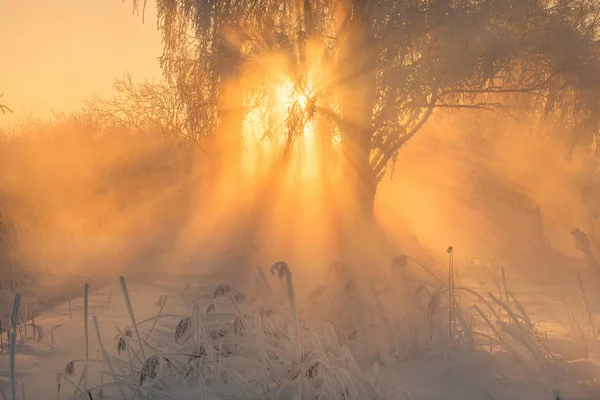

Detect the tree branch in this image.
[0,94,13,115]
[373,90,439,178]
[408,102,505,111]
[440,83,549,95]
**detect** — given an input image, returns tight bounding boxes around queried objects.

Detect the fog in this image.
[1,104,597,303]
[379,111,599,282]
[1,0,599,320]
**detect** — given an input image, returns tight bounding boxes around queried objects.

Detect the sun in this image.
[240,75,318,179]
[239,40,332,180]
[298,93,308,108]
[259,77,316,141]
[275,80,310,111]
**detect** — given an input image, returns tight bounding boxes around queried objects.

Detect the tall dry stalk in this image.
[83,283,89,391]
[572,228,600,274]
[447,246,455,340]
[10,292,21,400]
[270,262,301,362]
[120,276,146,361]
[23,305,27,339]
[92,316,127,399]
[575,274,595,336]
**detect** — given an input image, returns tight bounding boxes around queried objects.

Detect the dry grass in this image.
[26,257,573,400]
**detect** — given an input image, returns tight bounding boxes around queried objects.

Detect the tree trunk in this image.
[337,0,378,222]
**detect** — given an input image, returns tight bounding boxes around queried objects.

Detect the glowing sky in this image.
[0,0,162,127]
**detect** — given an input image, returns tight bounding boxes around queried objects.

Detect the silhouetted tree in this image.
[134,0,600,221]
[83,73,190,141]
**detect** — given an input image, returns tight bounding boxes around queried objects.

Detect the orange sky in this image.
[0,0,162,127]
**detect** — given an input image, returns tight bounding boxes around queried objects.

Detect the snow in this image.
[1,264,600,400]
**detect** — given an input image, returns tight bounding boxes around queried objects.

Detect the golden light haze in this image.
[0,0,597,297]
[2,5,600,399]
[0,0,162,127]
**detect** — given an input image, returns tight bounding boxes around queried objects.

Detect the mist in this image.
[379,110,599,281]
[3,1,600,398]
[1,103,597,300]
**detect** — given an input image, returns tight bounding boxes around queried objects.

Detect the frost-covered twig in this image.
[10,292,21,400]
[120,276,146,361]
[270,261,300,361]
[92,316,128,400]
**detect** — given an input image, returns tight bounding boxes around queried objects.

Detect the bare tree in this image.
[83,73,191,141]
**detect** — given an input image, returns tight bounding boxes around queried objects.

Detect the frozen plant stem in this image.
[84,283,89,391]
[287,272,300,361]
[92,316,127,400]
[575,274,595,336]
[23,305,27,339]
[10,292,21,400]
[17,324,23,344]
[270,262,301,367]
[448,246,455,340]
[194,302,214,360]
[145,295,167,341]
[120,276,146,361]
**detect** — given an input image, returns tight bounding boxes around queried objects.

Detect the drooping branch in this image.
[407,102,505,111]
[0,94,13,115]
[372,89,439,179]
[125,0,600,193]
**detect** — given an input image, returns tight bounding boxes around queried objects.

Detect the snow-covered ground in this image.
[1,261,600,400]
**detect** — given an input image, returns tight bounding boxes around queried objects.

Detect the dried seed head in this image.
[192,345,207,357]
[210,328,227,340]
[214,284,232,298]
[343,279,356,294]
[289,351,320,380]
[572,228,590,250]
[259,307,275,318]
[116,336,127,355]
[309,285,327,300]
[64,361,75,376]
[139,355,161,386]
[234,317,244,335]
[123,326,133,338]
[270,261,291,279]
[175,317,193,343]
[307,360,321,379]
[233,291,246,303]
[392,255,408,274]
